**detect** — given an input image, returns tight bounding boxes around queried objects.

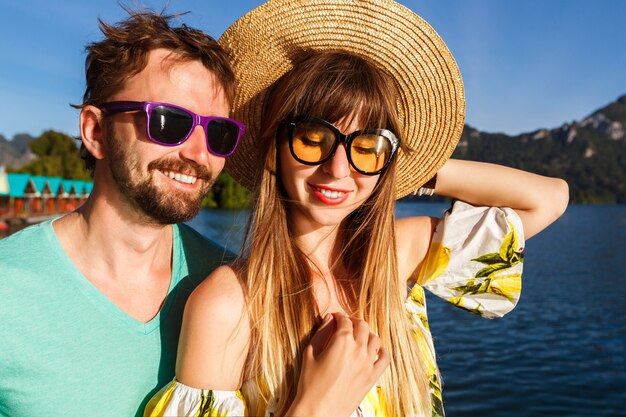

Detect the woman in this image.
[146,1,568,416]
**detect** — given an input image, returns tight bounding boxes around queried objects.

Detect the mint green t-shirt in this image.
[0,220,229,417]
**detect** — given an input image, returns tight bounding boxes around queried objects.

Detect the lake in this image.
[186,203,626,417]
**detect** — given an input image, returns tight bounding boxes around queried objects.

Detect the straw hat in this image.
[219,0,465,199]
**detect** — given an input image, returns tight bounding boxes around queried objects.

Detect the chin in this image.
[308,206,355,227]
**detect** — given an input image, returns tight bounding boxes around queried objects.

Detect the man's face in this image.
[102,49,229,224]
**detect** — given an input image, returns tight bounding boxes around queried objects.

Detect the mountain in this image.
[578,95,626,140]
[451,94,626,203]
[0,133,37,169]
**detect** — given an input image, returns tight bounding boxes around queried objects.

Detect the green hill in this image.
[451,94,626,203]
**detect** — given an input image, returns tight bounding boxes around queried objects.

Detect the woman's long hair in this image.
[241,51,434,416]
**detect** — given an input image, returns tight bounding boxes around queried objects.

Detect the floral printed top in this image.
[144,201,524,417]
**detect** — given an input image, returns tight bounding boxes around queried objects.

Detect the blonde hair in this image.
[241,51,434,416]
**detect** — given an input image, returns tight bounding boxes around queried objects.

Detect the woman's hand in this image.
[287,313,390,417]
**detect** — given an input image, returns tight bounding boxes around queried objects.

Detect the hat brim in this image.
[219,0,465,199]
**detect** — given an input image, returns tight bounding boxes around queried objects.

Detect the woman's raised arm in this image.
[435,158,569,239]
[395,159,568,282]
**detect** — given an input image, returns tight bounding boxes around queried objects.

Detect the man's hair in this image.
[77,9,236,173]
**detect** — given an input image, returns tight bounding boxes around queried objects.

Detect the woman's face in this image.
[279,116,380,232]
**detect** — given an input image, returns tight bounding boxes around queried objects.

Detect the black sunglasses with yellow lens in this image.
[281,115,400,175]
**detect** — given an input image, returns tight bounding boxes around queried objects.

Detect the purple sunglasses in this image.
[99,101,246,157]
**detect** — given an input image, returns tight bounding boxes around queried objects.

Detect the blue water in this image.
[186,203,626,416]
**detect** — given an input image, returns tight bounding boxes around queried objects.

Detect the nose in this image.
[321,144,351,179]
[178,125,211,166]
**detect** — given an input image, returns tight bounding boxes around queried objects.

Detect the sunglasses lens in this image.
[349,134,393,173]
[207,120,241,156]
[148,106,193,144]
[291,121,336,163]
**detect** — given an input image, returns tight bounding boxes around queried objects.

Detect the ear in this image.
[79,105,107,160]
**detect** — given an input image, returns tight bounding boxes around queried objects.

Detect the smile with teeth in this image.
[316,187,346,199]
[159,170,198,185]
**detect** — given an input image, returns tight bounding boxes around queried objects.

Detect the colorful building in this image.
[0,168,92,218]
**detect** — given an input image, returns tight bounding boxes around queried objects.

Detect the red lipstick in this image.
[309,183,352,206]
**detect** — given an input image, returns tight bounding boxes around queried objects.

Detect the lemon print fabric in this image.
[406,201,524,415]
[416,201,525,319]
[144,380,247,417]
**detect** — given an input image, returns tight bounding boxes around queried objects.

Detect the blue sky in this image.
[0,0,624,139]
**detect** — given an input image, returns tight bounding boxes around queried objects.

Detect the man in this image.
[0,11,243,417]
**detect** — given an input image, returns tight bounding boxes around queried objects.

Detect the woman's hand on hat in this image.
[288,313,389,417]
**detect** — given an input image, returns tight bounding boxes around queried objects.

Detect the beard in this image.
[106,131,216,225]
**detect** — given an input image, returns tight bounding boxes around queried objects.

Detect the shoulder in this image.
[177,264,250,389]
[0,222,52,267]
[181,264,249,358]
[185,264,247,324]
[395,216,438,281]
[0,222,59,314]
[395,216,437,237]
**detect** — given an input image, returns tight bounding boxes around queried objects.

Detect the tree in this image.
[17,130,91,180]
[208,172,252,209]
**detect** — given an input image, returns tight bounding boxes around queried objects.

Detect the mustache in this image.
[147,158,213,181]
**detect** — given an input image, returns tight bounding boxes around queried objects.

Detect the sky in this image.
[0,0,625,139]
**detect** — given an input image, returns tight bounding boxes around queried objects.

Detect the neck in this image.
[53,185,173,284]
[293,226,357,317]
[292,224,340,274]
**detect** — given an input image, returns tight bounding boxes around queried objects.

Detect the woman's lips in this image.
[309,183,352,205]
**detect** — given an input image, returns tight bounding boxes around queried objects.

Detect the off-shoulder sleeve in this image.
[414,200,525,319]
[144,379,247,417]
